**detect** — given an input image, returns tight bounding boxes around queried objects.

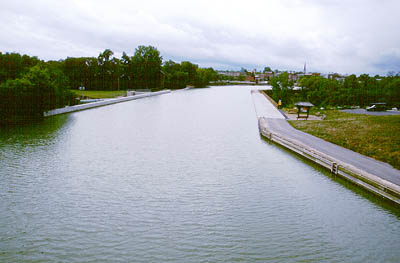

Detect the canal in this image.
[1,86,399,262]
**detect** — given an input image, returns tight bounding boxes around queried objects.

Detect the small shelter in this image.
[295,102,314,120]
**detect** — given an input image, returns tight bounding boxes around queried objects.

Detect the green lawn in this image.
[289,110,400,170]
[71,90,126,99]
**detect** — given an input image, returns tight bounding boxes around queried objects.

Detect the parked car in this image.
[366,103,386,111]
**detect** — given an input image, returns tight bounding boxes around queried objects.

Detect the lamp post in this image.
[79,86,85,98]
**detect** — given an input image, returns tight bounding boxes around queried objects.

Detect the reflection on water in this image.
[0,114,71,146]
[1,86,400,262]
[261,137,400,217]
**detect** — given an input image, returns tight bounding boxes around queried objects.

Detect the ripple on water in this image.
[1,86,400,262]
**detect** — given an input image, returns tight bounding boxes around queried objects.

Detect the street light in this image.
[79,86,85,98]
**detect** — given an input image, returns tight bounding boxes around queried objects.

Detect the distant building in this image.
[245,75,255,82]
[288,73,300,82]
[327,73,346,82]
[217,71,242,77]
[255,73,266,81]
[264,72,274,80]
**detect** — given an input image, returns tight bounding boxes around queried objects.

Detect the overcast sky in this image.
[1,0,399,75]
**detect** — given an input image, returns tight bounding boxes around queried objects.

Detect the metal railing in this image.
[258,117,400,205]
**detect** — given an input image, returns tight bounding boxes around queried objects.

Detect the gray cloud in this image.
[373,53,400,74]
[1,0,399,75]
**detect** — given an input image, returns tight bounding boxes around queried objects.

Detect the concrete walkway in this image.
[251,90,285,119]
[251,90,400,202]
[341,109,400,116]
[44,90,170,117]
[264,118,400,186]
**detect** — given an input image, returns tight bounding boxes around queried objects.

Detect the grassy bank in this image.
[71,90,126,99]
[289,110,400,170]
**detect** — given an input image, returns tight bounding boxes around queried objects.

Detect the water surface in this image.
[1,86,399,262]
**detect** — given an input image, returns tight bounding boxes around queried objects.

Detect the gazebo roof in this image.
[295,102,314,107]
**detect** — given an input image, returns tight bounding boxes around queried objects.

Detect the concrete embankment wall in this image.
[259,90,278,108]
[44,90,171,117]
[256,92,400,205]
[258,118,400,205]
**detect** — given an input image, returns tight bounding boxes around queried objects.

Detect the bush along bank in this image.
[0,63,75,124]
[267,72,400,109]
[0,47,220,124]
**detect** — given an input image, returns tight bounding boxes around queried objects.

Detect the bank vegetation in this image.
[0,46,219,123]
[269,72,400,109]
[289,110,400,170]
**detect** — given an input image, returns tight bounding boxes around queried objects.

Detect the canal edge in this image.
[258,117,400,205]
[44,90,171,117]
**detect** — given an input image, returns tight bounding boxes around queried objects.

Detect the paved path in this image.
[252,90,400,186]
[264,118,400,185]
[341,109,400,116]
[44,90,170,117]
[251,90,285,119]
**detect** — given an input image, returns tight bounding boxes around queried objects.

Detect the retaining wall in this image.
[44,90,171,117]
[258,117,400,205]
[260,90,278,108]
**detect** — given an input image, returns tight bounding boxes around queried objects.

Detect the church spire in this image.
[304,62,307,74]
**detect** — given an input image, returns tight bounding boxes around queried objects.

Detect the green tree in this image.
[132,45,162,90]
[270,72,294,106]
[238,75,245,81]
[0,52,39,84]
[120,51,132,90]
[98,49,117,90]
[0,64,73,123]
[263,66,272,72]
[63,57,89,89]
[181,61,198,86]
[162,60,188,89]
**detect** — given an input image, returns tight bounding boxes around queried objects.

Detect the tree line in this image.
[62,46,218,91]
[0,46,218,123]
[269,72,400,108]
[0,53,74,123]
